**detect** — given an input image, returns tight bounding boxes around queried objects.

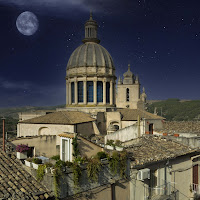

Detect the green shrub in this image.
[37,164,46,181]
[45,162,53,168]
[51,155,60,161]
[66,161,73,167]
[55,160,66,168]
[106,139,114,146]
[72,135,79,158]
[96,151,108,160]
[115,140,122,147]
[109,151,120,174]
[71,162,82,187]
[87,158,101,182]
[32,158,42,164]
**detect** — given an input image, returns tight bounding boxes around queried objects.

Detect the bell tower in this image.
[116,64,145,109]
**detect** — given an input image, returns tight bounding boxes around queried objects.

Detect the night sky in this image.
[0,0,200,108]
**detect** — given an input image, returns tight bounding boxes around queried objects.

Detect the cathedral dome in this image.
[66,12,116,78]
[67,42,115,76]
[66,13,116,107]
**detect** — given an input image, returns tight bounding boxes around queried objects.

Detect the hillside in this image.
[1,99,200,136]
[0,104,65,119]
[147,99,200,121]
[0,104,65,136]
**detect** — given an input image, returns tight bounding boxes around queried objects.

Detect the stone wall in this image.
[25,163,130,200]
[17,123,75,137]
[11,135,58,157]
[105,124,141,143]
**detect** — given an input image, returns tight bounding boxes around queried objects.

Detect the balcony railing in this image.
[145,183,179,200]
[191,183,200,194]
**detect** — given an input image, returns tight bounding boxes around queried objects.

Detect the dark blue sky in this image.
[0,0,200,107]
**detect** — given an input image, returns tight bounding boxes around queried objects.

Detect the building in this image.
[17,13,163,140]
[8,13,200,200]
[126,135,200,200]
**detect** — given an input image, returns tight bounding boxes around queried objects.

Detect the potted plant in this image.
[16,144,29,159]
[32,158,42,170]
[106,140,114,150]
[115,140,123,151]
[25,157,33,167]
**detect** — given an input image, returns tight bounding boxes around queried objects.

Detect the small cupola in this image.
[82,12,100,44]
[123,64,134,84]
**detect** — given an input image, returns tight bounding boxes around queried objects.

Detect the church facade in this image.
[65,13,146,110]
[17,13,163,145]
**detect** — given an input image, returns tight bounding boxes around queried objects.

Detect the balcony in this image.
[145,183,179,200]
[191,183,200,200]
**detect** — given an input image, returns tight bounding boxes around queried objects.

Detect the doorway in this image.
[149,124,153,134]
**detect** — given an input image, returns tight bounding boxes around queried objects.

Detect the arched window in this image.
[71,82,74,103]
[106,82,110,103]
[97,81,103,102]
[78,81,83,103]
[87,81,93,102]
[126,88,129,102]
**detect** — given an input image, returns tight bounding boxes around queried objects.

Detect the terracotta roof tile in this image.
[117,108,164,121]
[126,135,198,167]
[20,111,95,125]
[58,133,75,138]
[0,149,51,199]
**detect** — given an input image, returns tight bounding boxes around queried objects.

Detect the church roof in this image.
[67,42,115,70]
[20,111,96,125]
[0,149,51,199]
[117,108,164,121]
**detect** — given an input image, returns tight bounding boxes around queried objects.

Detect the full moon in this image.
[16,11,39,36]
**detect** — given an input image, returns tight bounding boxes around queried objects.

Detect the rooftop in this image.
[0,149,51,199]
[117,108,164,121]
[126,135,198,167]
[19,111,96,125]
[157,121,200,134]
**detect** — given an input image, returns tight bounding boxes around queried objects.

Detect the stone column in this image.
[84,80,87,104]
[75,80,78,104]
[69,81,71,105]
[94,79,97,105]
[110,80,113,105]
[103,79,106,105]
[66,81,69,105]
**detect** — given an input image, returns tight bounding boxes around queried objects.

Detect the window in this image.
[78,81,83,103]
[106,82,110,103]
[71,82,74,103]
[97,81,103,102]
[87,81,93,102]
[126,88,129,102]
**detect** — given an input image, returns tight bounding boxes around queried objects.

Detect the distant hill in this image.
[147,99,200,121]
[0,104,65,119]
[0,105,65,136]
[1,100,200,135]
